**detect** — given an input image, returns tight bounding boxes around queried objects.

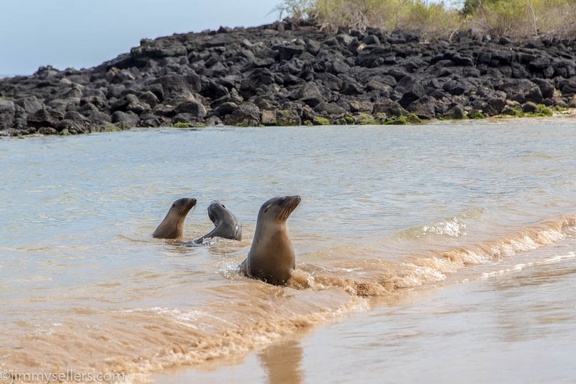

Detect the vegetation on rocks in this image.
[277,0,576,40]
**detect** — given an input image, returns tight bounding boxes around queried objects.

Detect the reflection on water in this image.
[1,119,576,382]
[490,253,576,344]
[258,340,303,384]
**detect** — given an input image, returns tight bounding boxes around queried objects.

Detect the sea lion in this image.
[193,201,242,244]
[239,195,301,285]
[152,198,197,239]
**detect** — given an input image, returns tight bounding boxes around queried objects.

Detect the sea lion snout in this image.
[281,195,301,207]
[264,195,300,221]
[174,197,197,216]
[179,198,197,212]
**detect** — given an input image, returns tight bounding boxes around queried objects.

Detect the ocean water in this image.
[1,118,575,383]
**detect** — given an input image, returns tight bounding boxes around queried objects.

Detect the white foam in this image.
[481,252,576,279]
[400,262,447,286]
[421,218,467,238]
[126,306,240,330]
[218,261,243,280]
[541,252,576,264]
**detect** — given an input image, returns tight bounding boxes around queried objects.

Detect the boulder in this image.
[131,39,188,60]
[442,104,466,119]
[522,102,539,113]
[0,99,15,129]
[111,111,139,128]
[260,110,276,125]
[27,108,64,128]
[442,78,471,96]
[57,118,87,134]
[137,91,160,108]
[341,80,364,96]
[223,102,260,126]
[136,113,162,127]
[14,96,43,114]
[149,75,197,99]
[407,98,436,119]
[88,111,112,126]
[290,82,323,107]
[373,100,407,117]
[349,100,373,113]
[174,99,207,118]
[532,79,555,99]
[484,98,507,115]
[398,82,426,108]
[273,44,305,61]
[213,102,239,117]
[498,79,541,103]
[559,79,576,97]
[314,102,346,116]
[276,109,301,126]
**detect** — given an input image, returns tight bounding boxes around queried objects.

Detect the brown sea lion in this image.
[239,195,301,285]
[152,198,197,239]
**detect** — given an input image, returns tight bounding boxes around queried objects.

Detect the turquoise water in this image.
[1,118,575,383]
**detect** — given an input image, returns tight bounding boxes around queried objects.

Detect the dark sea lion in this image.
[239,195,301,285]
[152,198,197,239]
[193,201,242,244]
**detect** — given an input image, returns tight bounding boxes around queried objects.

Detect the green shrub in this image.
[535,105,553,117]
[464,0,576,38]
[468,110,486,119]
[104,123,122,132]
[344,114,356,124]
[384,115,407,125]
[406,113,422,124]
[355,113,377,125]
[312,116,331,125]
[277,0,576,39]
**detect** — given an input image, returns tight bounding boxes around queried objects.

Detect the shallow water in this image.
[1,118,575,383]
[159,248,576,384]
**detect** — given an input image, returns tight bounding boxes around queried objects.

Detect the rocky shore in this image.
[1,18,576,136]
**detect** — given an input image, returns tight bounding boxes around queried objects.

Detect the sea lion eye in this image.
[222,204,226,208]
[264,206,270,213]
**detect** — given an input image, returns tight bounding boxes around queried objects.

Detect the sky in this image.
[0,0,281,76]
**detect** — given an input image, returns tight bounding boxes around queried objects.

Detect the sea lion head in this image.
[257,195,301,225]
[205,201,242,241]
[152,197,197,239]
